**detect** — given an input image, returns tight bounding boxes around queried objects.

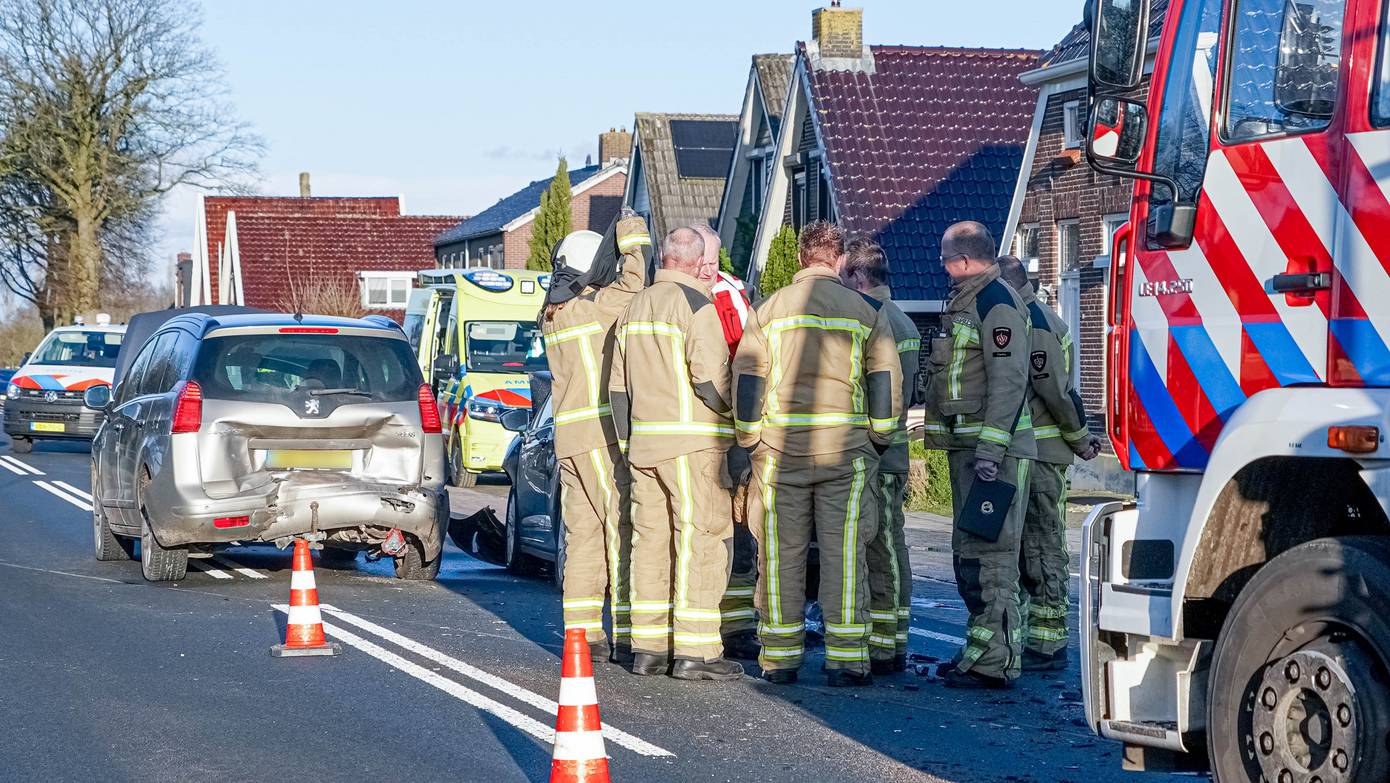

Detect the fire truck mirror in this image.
[1089,97,1147,167]
[1090,0,1150,91]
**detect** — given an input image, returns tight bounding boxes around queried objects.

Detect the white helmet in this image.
[551,230,603,274]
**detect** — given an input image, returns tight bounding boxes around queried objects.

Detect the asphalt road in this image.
[0,435,1198,783]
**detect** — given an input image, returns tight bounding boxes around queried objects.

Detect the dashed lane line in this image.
[211,555,269,579]
[188,560,233,580]
[0,560,123,584]
[34,480,93,511]
[1,455,43,475]
[910,627,967,646]
[0,459,26,476]
[315,603,675,758]
[52,481,92,502]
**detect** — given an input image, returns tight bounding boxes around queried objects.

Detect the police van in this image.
[4,315,125,453]
[405,268,549,487]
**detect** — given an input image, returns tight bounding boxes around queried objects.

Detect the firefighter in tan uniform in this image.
[540,215,651,663]
[610,226,744,681]
[733,222,902,687]
[998,256,1102,671]
[923,222,1035,689]
[842,238,921,675]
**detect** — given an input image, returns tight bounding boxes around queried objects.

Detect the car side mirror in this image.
[1089,97,1148,167]
[500,408,530,433]
[20,352,30,366]
[84,384,112,411]
[431,353,459,384]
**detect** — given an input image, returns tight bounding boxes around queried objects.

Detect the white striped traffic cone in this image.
[271,539,342,658]
[551,627,609,782]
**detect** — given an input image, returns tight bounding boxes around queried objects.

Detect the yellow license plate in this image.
[265,449,353,470]
[30,422,65,433]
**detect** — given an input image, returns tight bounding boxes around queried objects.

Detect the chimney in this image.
[812,4,864,61]
[298,171,311,198]
[599,127,632,166]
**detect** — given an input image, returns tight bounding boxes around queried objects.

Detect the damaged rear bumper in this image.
[154,472,448,553]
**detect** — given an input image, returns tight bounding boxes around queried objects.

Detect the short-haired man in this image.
[997,255,1101,672]
[610,227,744,681]
[842,238,921,675]
[923,221,1035,689]
[733,221,902,687]
[691,223,760,661]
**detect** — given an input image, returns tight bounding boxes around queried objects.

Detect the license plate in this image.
[30,422,64,433]
[265,449,353,470]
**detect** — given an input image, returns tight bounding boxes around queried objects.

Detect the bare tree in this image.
[0,0,262,329]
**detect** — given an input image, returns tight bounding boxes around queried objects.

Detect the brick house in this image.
[999,1,1164,486]
[191,175,461,320]
[433,129,630,269]
[625,112,739,241]
[747,5,1040,344]
[715,53,794,276]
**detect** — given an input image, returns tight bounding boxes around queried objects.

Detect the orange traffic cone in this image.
[271,539,342,658]
[550,628,610,782]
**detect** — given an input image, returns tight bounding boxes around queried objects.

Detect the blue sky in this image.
[153,0,1084,271]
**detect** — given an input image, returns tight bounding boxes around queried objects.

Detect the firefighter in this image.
[539,213,651,663]
[923,221,1036,690]
[997,255,1102,672]
[692,223,760,661]
[841,238,921,675]
[610,226,744,681]
[733,221,902,687]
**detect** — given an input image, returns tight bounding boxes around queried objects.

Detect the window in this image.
[30,330,123,368]
[464,321,547,373]
[1062,100,1085,149]
[1150,0,1223,206]
[817,168,834,224]
[116,340,157,406]
[792,171,808,229]
[1057,220,1081,272]
[1058,271,1083,389]
[1225,0,1345,141]
[1014,224,1040,270]
[1101,213,1130,262]
[359,272,413,309]
[192,333,421,404]
[750,155,766,213]
[1376,2,1390,125]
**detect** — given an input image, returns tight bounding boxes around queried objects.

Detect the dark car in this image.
[496,372,566,583]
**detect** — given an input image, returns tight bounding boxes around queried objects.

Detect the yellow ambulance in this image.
[405,268,549,487]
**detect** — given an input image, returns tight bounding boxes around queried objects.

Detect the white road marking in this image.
[317,604,674,758]
[0,560,123,583]
[34,480,93,511]
[188,560,232,580]
[1,455,43,475]
[910,627,967,646]
[53,481,93,501]
[211,555,269,580]
[0,459,26,476]
[272,605,560,749]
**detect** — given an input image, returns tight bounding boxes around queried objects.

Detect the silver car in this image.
[86,311,448,582]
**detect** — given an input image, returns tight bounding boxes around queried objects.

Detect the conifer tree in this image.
[758,224,800,294]
[526,157,572,270]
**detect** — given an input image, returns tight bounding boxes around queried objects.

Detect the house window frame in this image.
[1099,213,1130,266]
[1062,100,1085,149]
[792,170,808,230]
[1056,219,1082,273]
[358,271,414,309]
[1014,222,1041,273]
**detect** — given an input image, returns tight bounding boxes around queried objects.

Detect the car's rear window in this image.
[192,333,421,404]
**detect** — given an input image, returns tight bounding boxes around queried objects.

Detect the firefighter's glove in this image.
[727,444,753,487]
[973,458,999,483]
[1078,436,1103,461]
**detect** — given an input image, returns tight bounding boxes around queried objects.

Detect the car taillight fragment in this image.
[213,516,249,529]
[172,380,203,434]
[418,383,442,433]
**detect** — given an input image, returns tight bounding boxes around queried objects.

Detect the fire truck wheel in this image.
[1207,537,1390,783]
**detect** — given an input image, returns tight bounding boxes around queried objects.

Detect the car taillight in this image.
[172,381,203,434]
[418,383,442,433]
[213,515,249,529]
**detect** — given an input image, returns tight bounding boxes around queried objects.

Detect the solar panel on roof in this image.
[669,120,737,179]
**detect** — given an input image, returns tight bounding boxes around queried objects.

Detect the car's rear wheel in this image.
[92,469,134,562]
[138,471,187,582]
[1207,537,1390,783]
[449,437,477,488]
[11,436,32,454]
[393,536,441,581]
[504,489,541,576]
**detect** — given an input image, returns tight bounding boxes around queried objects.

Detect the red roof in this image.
[201,196,403,303]
[804,45,1041,300]
[229,212,461,313]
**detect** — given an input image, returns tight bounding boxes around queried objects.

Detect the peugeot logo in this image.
[43,391,58,404]
[305,398,320,415]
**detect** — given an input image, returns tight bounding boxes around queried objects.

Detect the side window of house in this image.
[1056,220,1081,273]
[1224,0,1345,141]
[1014,224,1040,269]
[1062,101,1084,149]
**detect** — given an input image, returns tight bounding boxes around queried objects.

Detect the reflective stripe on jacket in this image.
[922,266,1036,462]
[866,285,921,474]
[610,268,733,468]
[732,265,902,456]
[1021,288,1091,465]
[542,224,649,460]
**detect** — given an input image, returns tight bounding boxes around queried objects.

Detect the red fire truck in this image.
[1082,0,1390,779]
